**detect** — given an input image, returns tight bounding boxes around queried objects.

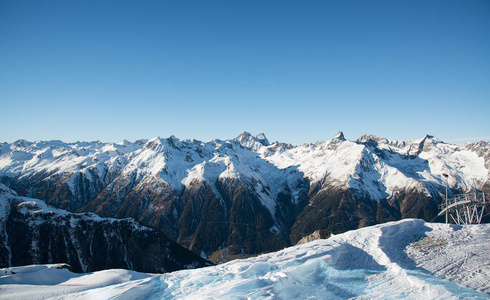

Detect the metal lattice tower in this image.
[438,192,489,225]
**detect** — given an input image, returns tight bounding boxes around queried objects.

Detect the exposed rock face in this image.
[0,184,210,273]
[0,133,488,259]
[296,229,331,245]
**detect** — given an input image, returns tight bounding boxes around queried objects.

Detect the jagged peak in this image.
[235,131,270,147]
[418,134,441,146]
[148,136,163,143]
[144,135,185,152]
[466,140,490,148]
[237,131,252,139]
[356,134,389,147]
[333,131,346,141]
[13,139,32,148]
[166,135,183,150]
[418,134,433,144]
[357,134,380,142]
[255,132,267,140]
[145,137,165,151]
[134,139,149,145]
[419,134,444,144]
[255,133,270,146]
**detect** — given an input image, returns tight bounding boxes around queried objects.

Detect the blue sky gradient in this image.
[1,0,489,145]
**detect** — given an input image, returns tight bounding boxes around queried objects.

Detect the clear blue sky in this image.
[1,0,489,145]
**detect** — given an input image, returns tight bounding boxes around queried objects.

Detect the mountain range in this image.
[1,132,488,261]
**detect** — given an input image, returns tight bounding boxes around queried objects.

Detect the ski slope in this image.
[1,219,489,299]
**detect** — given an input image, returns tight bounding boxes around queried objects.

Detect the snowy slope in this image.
[1,219,489,299]
[264,133,488,199]
[1,133,487,206]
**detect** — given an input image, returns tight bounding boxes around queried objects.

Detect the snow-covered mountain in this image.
[1,219,489,299]
[0,132,488,260]
[0,184,209,273]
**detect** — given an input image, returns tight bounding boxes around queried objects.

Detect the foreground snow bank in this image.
[1,219,489,299]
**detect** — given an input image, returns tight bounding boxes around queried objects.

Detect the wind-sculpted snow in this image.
[0,133,488,259]
[1,220,489,299]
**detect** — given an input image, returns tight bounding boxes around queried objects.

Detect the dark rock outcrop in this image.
[0,184,210,273]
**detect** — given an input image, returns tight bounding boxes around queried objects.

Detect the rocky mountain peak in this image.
[134,139,149,145]
[235,132,270,149]
[356,134,388,147]
[414,134,439,155]
[333,131,346,141]
[13,139,31,148]
[255,133,270,146]
[145,137,166,152]
[236,131,252,138]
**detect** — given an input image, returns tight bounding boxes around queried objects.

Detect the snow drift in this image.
[1,219,489,299]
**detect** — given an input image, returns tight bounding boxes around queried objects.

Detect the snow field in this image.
[1,219,489,299]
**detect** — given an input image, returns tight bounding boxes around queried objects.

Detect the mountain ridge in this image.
[0,183,210,273]
[1,132,488,260]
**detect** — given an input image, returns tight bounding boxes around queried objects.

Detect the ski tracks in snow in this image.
[406,223,490,294]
